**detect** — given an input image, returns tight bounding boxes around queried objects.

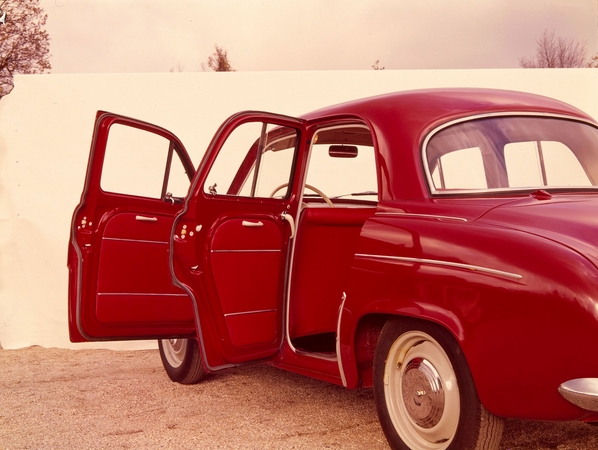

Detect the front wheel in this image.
[158,338,206,384]
[373,319,503,450]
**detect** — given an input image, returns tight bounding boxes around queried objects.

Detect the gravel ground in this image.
[0,347,597,449]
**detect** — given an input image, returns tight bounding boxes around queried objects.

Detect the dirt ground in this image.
[1,347,597,449]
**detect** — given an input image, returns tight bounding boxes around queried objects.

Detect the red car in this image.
[68,88,598,450]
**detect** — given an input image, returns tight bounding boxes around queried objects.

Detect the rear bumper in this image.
[559,379,598,412]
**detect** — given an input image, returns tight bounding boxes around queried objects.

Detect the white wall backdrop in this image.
[1,69,597,350]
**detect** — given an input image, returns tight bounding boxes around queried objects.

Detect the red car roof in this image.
[302,88,595,201]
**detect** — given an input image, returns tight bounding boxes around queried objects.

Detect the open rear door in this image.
[68,112,196,342]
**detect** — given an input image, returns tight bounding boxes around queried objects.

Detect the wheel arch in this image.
[349,313,468,390]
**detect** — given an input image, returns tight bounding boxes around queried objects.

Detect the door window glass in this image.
[203,122,298,198]
[101,123,191,200]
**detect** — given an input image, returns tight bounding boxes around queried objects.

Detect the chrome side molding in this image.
[355,254,523,281]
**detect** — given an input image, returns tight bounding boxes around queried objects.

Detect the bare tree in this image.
[169,61,185,73]
[206,45,235,72]
[588,54,598,68]
[519,29,587,68]
[372,59,385,70]
[0,0,51,98]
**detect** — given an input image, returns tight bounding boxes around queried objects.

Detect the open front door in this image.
[68,112,196,341]
[171,112,306,365]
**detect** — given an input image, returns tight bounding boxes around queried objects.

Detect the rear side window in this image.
[425,116,598,194]
[504,141,591,188]
[431,147,487,190]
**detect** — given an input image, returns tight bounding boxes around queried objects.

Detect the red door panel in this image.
[211,217,282,249]
[97,213,178,294]
[225,312,278,347]
[210,217,282,347]
[95,212,193,324]
[68,112,196,342]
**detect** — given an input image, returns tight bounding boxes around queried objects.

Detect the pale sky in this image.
[40,0,597,72]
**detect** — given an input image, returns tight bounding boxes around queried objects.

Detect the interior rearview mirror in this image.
[329,145,358,158]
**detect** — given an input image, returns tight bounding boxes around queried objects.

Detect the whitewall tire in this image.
[373,319,503,450]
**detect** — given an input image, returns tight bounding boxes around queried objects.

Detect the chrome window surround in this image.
[421,112,598,196]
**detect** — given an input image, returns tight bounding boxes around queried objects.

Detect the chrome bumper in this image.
[559,378,598,411]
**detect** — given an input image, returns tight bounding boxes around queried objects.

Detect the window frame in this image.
[201,120,301,201]
[302,122,380,206]
[99,121,195,203]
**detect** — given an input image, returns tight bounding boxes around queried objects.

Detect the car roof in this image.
[300,88,595,201]
[301,88,592,125]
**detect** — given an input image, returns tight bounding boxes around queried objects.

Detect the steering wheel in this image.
[270,183,334,208]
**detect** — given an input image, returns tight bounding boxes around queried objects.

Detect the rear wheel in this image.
[158,338,206,384]
[373,319,503,450]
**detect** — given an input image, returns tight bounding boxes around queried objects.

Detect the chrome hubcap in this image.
[402,357,445,428]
